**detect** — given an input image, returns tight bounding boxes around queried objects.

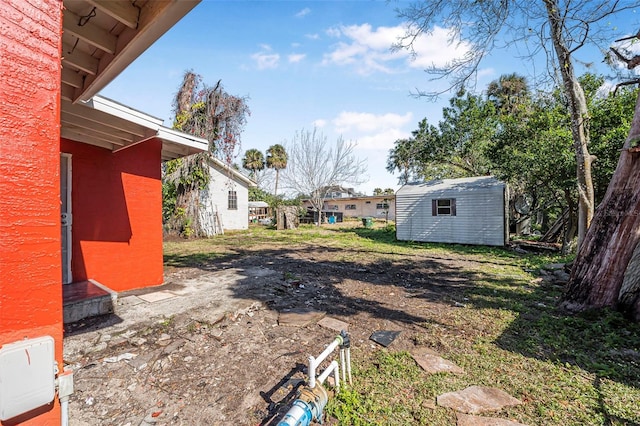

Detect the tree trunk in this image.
[619,241,640,320]
[544,0,595,249]
[563,90,640,319]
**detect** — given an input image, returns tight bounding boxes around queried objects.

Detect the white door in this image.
[60,154,72,284]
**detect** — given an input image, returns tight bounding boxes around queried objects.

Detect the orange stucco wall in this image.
[60,139,165,292]
[0,0,63,424]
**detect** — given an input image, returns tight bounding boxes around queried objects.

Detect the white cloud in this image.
[355,128,410,150]
[306,33,320,40]
[296,7,311,18]
[252,52,280,69]
[407,26,472,69]
[252,45,280,69]
[322,23,471,75]
[313,119,327,128]
[333,111,413,133]
[288,53,306,63]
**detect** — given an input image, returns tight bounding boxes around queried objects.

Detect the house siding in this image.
[199,163,251,233]
[396,178,506,246]
[60,138,164,292]
[0,0,64,424]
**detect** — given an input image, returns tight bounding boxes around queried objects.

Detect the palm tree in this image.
[486,73,529,115]
[242,149,265,181]
[266,144,288,196]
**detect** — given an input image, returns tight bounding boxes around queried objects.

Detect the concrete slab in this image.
[138,291,177,303]
[118,295,145,307]
[411,348,464,374]
[457,413,529,426]
[437,386,522,414]
[278,309,326,327]
[318,316,349,332]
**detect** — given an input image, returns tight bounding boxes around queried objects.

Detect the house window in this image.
[365,201,371,204]
[345,204,357,210]
[432,198,456,216]
[376,202,389,210]
[228,190,238,210]
[327,204,339,210]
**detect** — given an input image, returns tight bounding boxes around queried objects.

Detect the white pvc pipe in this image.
[60,397,69,426]
[315,337,342,367]
[346,348,352,385]
[308,355,317,389]
[317,360,339,389]
[339,349,346,384]
[308,336,343,388]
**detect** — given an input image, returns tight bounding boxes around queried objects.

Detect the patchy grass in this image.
[164,224,639,425]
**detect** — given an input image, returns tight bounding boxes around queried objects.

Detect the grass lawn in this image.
[164,221,640,425]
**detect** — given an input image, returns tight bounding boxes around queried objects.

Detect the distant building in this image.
[302,195,395,222]
[199,157,256,235]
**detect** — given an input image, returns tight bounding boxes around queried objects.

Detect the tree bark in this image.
[544,0,595,248]
[563,90,640,319]
[619,241,640,320]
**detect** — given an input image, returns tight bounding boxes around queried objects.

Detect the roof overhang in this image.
[208,156,257,187]
[62,0,200,103]
[61,95,208,161]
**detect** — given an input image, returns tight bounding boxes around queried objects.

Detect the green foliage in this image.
[242,148,265,180]
[387,72,637,238]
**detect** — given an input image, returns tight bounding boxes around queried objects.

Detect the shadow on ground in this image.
[163,228,640,396]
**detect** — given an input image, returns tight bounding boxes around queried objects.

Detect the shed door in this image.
[60,154,72,284]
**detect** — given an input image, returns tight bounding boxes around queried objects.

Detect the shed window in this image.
[376,202,389,209]
[432,198,456,216]
[228,190,238,210]
[345,204,357,210]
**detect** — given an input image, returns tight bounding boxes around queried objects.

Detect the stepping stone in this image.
[411,348,464,374]
[318,316,349,332]
[138,291,176,303]
[370,330,401,347]
[437,386,522,414]
[278,309,326,327]
[457,413,528,426]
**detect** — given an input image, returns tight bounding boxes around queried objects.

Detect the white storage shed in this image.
[396,176,508,246]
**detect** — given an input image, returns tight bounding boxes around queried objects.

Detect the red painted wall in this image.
[60,139,164,292]
[0,0,63,424]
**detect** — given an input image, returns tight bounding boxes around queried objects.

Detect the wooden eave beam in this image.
[86,0,139,29]
[62,42,99,75]
[61,111,139,142]
[63,9,118,54]
[62,67,84,88]
[62,124,129,146]
[76,0,200,102]
[61,100,148,137]
[61,127,117,150]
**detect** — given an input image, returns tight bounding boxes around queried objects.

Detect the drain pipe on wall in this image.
[277,331,352,426]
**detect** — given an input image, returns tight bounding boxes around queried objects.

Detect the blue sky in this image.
[102,1,640,195]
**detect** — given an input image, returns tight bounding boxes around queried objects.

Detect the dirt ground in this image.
[62,239,518,426]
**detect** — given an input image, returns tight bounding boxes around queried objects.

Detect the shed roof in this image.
[248,201,269,208]
[397,176,504,195]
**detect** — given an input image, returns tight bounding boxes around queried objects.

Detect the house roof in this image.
[61,0,200,103]
[208,156,257,187]
[60,0,205,161]
[248,201,269,208]
[397,176,505,195]
[61,95,208,161]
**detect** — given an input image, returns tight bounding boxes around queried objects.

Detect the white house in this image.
[395,176,508,246]
[199,157,255,235]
